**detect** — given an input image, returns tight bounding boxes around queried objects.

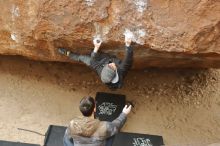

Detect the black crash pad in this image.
[44,125,66,146]
[112,132,164,146]
[0,141,40,146]
[95,92,126,122]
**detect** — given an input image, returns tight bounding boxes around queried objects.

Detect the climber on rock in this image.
[58,35,133,90]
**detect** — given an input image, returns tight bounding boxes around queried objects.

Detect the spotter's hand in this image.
[122,105,132,115]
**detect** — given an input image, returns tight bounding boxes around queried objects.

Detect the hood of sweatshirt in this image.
[68,116,101,137]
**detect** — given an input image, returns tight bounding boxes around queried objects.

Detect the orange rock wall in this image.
[0,0,220,68]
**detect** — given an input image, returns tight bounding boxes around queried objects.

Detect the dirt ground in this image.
[0,56,220,146]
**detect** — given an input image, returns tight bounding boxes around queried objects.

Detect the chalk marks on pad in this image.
[98,102,117,116]
[133,137,153,146]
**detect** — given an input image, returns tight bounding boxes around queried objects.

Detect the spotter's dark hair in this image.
[79,96,95,117]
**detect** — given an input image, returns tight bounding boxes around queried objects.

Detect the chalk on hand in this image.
[124,29,134,40]
[93,36,102,44]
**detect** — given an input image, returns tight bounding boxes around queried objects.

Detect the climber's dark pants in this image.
[69,53,91,66]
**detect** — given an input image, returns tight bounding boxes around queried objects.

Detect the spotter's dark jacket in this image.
[66,113,127,146]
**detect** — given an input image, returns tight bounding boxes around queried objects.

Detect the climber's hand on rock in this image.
[125,36,132,47]
[93,38,102,52]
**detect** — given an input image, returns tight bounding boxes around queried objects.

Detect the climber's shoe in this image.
[58,48,70,56]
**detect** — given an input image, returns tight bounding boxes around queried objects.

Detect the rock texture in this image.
[0,0,220,68]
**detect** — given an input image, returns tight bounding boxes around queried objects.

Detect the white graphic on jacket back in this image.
[98,102,117,116]
[132,138,153,146]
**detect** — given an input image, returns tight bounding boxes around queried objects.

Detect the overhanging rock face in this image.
[0,0,220,68]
